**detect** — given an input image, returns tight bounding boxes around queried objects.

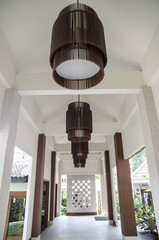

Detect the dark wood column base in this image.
[66,212,97,216]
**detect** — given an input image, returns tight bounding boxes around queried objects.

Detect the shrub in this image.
[136,205,156,232]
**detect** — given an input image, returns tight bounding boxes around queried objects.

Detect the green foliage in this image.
[61,206,67,216]
[9,199,25,222]
[61,190,67,215]
[95,175,100,180]
[133,194,141,214]
[98,197,101,215]
[142,174,150,186]
[62,190,67,207]
[136,205,156,232]
[116,194,120,215]
[7,224,24,236]
[130,149,146,173]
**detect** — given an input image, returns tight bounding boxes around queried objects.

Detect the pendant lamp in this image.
[50,3,107,89]
[71,142,88,168]
[66,101,92,142]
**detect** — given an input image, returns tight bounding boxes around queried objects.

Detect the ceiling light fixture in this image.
[50,2,107,89]
[71,142,88,168]
[66,100,92,142]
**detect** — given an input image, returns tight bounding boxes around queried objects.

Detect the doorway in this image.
[4,191,26,240]
[41,181,49,232]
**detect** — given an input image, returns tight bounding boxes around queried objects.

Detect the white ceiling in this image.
[0,0,159,147]
[34,94,125,124]
[0,0,159,73]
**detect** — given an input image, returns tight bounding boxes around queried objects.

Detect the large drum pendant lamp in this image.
[50,3,107,89]
[72,142,88,168]
[66,101,92,142]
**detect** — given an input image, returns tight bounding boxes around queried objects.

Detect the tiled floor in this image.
[41,216,154,240]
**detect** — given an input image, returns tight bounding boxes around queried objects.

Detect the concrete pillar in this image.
[114,133,137,240]
[0,89,21,238]
[100,174,108,216]
[138,86,159,233]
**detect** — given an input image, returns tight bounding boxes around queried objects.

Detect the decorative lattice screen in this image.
[67,175,96,213]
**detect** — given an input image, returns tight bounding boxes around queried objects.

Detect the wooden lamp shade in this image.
[71,142,88,168]
[74,158,86,168]
[50,3,107,89]
[66,101,92,142]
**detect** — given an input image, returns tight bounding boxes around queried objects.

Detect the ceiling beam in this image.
[20,96,43,133]
[14,71,145,96]
[54,142,107,153]
[43,121,119,136]
[141,24,159,86]
[60,152,102,161]
[118,94,138,131]
[0,29,16,88]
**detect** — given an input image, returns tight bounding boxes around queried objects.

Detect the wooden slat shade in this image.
[50,3,107,89]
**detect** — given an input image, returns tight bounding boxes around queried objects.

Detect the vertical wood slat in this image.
[43,181,49,230]
[55,184,58,218]
[114,133,137,237]
[50,151,56,222]
[32,134,46,237]
[105,151,114,221]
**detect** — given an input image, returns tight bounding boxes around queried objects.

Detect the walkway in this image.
[41,216,154,240]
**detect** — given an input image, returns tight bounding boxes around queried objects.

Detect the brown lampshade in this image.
[66,101,92,142]
[74,158,86,168]
[50,3,107,90]
[71,142,88,168]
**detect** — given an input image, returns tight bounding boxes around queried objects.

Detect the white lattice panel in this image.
[67,175,96,213]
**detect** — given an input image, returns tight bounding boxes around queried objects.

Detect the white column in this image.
[138,86,159,232]
[0,89,21,238]
[100,174,108,216]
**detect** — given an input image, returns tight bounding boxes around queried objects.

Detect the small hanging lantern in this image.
[71,142,88,168]
[66,101,92,142]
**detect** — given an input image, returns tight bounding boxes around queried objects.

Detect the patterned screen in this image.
[67,175,96,213]
[71,179,91,209]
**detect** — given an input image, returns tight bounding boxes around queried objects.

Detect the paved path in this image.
[40,216,154,240]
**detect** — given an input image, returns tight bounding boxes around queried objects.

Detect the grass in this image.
[7,224,24,236]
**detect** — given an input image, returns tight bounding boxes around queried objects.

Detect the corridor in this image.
[41,216,122,240]
[41,216,154,240]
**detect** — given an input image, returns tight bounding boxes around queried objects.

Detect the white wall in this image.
[15,110,39,240]
[60,153,103,175]
[44,142,51,181]
[15,110,54,239]
[44,141,51,222]
[151,78,159,123]
[10,183,28,192]
[0,81,6,118]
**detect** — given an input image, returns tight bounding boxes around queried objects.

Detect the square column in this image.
[114,133,137,239]
[31,134,46,239]
[0,89,21,239]
[105,151,114,225]
[57,160,62,216]
[50,151,56,224]
[138,86,159,233]
[100,174,108,216]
